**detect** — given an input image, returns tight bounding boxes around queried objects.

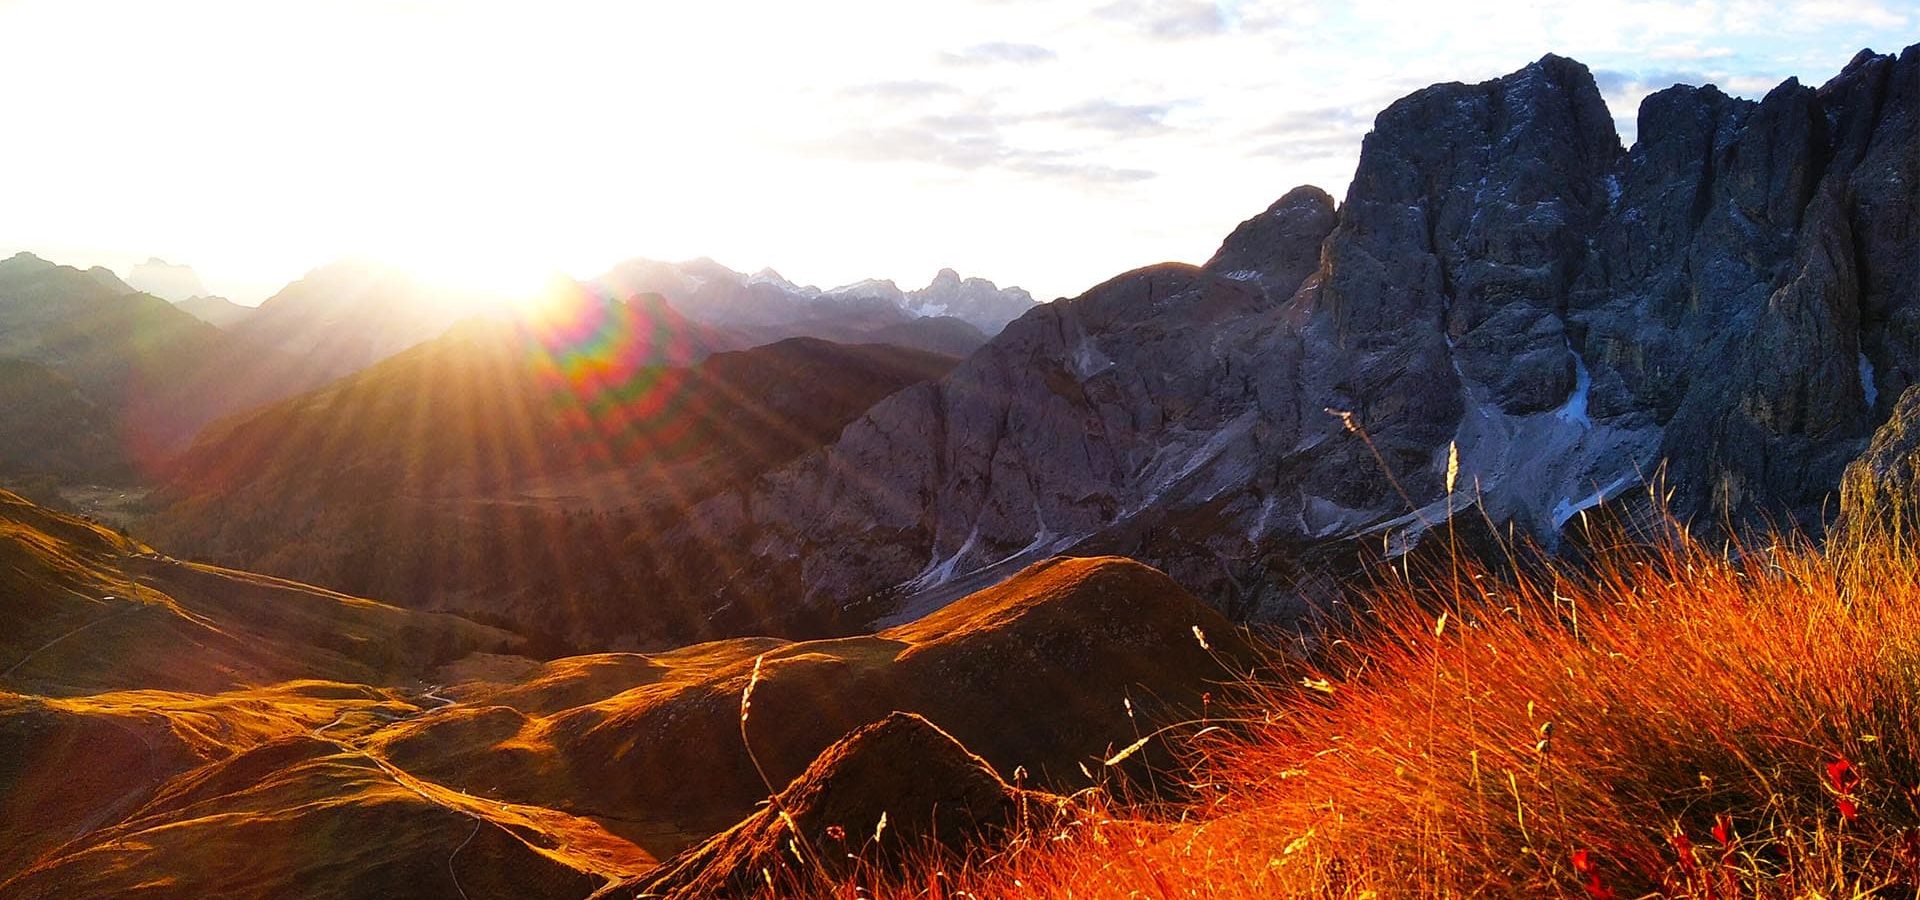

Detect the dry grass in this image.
[780,516,1920,899]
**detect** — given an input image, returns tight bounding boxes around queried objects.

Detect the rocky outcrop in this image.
[621,45,1920,639]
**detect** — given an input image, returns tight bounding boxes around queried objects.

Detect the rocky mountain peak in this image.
[607,44,1920,641]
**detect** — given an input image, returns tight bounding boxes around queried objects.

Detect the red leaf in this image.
[1838,796,1860,822]
[1572,849,1595,875]
[1712,813,1734,846]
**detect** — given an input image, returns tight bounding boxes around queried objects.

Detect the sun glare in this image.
[395,250,564,310]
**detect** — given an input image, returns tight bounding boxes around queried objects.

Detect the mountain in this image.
[144,294,958,645]
[124,257,206,301]
[0,359,129,486]
[0,252,405,470]
[601,45,1920,640]
[1,481,1243,897]
[222,258,500,384]
[599,256,1034,340]
[172,294,255,329]
[0,251,237,471]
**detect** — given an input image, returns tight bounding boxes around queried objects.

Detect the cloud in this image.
[1590,68,1711,95]
[1243,104,1377,160]
[811,109,1157,184]
[1094,0,1230,39]
[842,80,964,102]
[1033,98,1174,134]
[940,41,1058,66]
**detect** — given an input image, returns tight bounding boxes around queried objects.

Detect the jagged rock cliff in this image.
[627,46,1918,640]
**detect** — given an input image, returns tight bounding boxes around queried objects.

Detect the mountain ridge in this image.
[612,44,1920,639]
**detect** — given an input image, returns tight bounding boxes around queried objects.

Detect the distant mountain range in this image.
[0,250,1019,502]
[598,258,1034,352]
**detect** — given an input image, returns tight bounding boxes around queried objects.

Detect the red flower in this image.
[1828,759,1861,794]
[1828,758,1863,821]
[1572,849,1616,899]
[1712,813,1735,846]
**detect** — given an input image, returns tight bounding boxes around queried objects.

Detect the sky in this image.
[0,1,1910,305]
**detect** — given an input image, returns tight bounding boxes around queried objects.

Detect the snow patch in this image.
[1218,268,1262,281]
[1860,352,1878,408]
[1555,349,1593,429]
[909,523,981,590]
[1550,473,1636,530]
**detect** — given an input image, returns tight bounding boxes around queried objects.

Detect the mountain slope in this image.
[0,488,626,895]
[3,480,1249,897]
[146,294,958,645]
[362,556,1253,856]
[614,45,1920,639]
[0,488,516,697]
[0,359,129,485]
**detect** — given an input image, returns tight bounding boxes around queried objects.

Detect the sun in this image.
[391,247,567,312]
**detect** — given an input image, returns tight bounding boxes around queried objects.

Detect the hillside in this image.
[0,359,129,487]
[0,483,1248,898]
[146,295,959,645]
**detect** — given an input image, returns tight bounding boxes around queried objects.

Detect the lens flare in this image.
[512,281,706,465]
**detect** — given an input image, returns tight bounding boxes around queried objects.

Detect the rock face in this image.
[598,257,1035,338]
[610,712,1038,899]
[623,46,1920,637]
